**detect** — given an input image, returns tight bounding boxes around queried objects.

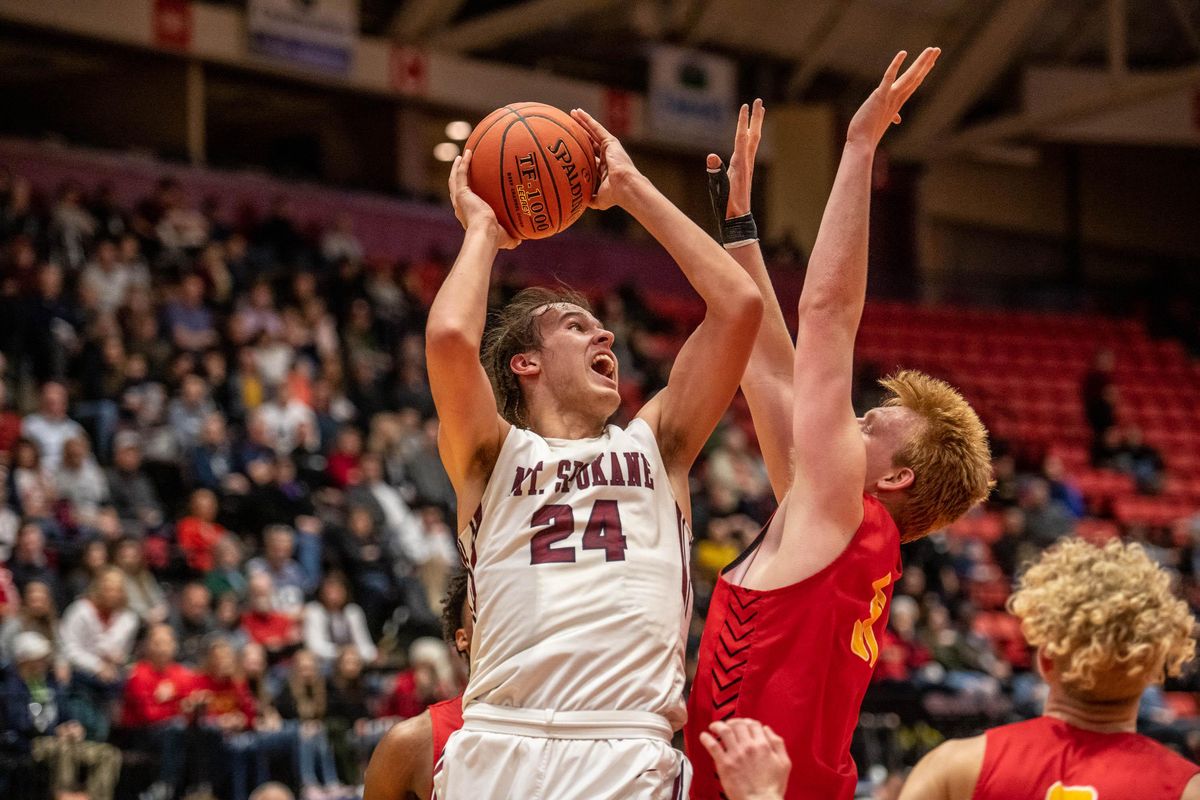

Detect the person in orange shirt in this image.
[176,488,227,572]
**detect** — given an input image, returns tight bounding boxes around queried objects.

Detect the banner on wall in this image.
[647,44,736,147]
[247,0,359,75]
[152,0,193,51]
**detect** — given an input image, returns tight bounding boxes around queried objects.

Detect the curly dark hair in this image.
[441,569,470,648]
[481,285,592,426]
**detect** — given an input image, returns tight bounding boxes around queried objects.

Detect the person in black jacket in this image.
[1,631,121,799]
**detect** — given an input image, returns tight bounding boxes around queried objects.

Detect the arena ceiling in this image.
[350,0,1200,154]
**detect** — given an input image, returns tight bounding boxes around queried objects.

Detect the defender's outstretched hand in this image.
[847,47,940,150]
[570,108,644,211]
[700,718,792,800]
[707,98,765,222]
[448,149,520,250]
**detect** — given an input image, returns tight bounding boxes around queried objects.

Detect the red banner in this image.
[153,0,193,51]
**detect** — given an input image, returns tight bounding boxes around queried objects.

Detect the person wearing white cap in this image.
[0,630,121,800]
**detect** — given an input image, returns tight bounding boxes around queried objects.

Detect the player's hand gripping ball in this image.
[464,103,599,240]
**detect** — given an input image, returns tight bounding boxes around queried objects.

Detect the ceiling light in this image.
[445,121,472,140]
[433,142,460,162]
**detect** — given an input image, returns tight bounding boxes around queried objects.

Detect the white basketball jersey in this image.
[458,418,692,729]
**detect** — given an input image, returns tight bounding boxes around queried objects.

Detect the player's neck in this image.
[525,403,605,440]
[1043,688,1140,734]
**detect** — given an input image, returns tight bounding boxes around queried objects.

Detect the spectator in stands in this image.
[705,424,772,516]
[189,411,246,494]
[235,280,284,343]
[0,631,121,800]
[259,381,319,456]
[206,534,249,600]
[321,213,363,265]
[326,425,364,489]
[0,579,64,674]
[60,567,138,740]
[1041,453,1085,518]
[325,645,372,783]
[10,437,56,518]
[54,435,110,529]
[7,522,60,601]
[177,488,228,573]
[193,638,260,800]
[214,590,251,652]
[168,373,217,452]
[383,637,457,720]
[348,451,421,553]
[1018,477,1075,548]
[304,572,376,666]
[242,571,301,662]
[66,539,111,605]
[1082,348,1118,442]
[49,180,96,270]
[73,333,125,461]
[114,537,169,625]
[336,505,400,636]
[402,418,455,513]
[80,237,138,315]
[22,381,83,472]
[0,482,16,562]
[1123,425,1165,494]
[247,525,313,618]
[990,507,1033,579]
[25,264,81,383]
[0,380,22,465]
[120,624,204,800]
[165,273,218,353]
[275,648,348,799]
[171,582,215,667]
[107,432,165,532]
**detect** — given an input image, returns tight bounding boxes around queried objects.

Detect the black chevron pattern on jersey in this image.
[710,588,762,799]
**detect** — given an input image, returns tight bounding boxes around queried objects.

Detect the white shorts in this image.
[433,704,691,800]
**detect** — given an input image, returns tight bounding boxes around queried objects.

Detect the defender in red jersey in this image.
[364,572,470,800]
[687,49,994,800]
[899,539,1200,800]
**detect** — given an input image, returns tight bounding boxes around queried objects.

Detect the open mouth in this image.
[590,352,617,382]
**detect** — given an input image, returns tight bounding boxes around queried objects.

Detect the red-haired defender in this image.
[687,49,992,800]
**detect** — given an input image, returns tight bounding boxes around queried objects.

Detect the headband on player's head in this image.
[706,159,758,250]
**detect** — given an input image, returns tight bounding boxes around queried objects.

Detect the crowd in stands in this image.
[1,157,1198,800]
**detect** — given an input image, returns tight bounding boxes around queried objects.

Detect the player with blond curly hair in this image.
[899,538,1200,799]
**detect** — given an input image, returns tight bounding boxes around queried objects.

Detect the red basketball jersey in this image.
[687,495,901,800]
[973,716,1198,799]
[430,694,464,771]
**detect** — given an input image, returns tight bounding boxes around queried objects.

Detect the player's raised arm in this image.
[570,109,763,497]
[789,48,940,535]
[707,100,795,502]
[425,150,515,506]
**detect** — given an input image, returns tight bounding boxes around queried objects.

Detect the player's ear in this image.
[454,627,469,657]
[510,351,540,377]
[876,465,914,493]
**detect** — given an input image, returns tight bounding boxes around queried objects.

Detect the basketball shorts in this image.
[433,703,691,800]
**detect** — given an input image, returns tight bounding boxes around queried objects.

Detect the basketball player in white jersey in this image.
[426,109,763,800]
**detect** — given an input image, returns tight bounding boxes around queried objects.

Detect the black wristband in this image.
[722,213,758,248]
[707,161,757,247]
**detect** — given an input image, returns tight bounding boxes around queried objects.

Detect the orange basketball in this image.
[464,103,598,240]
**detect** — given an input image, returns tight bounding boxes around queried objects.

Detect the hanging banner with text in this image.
[647,44,736,149]
[247,0,358,75]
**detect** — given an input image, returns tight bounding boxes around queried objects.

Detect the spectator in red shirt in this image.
[241,571,300,662]
[325,425,363,489]
[120,624,205,800]
[176,488,227,572]
[381,637,458,719]
[0,378,21,463]
[193,638,261,800]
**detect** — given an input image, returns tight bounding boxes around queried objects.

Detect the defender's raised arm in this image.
[788,48,941,540]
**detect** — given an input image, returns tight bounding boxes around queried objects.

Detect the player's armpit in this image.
[896,736,985,800]
[363,714,432,800]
